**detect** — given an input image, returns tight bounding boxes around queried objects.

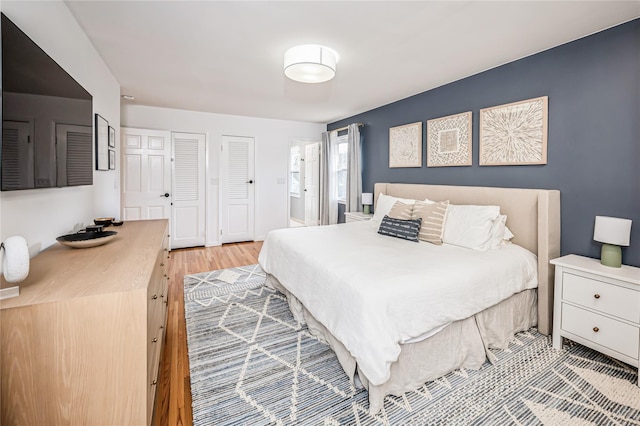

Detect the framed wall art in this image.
[108,149,116,170]
[427,111,472,167]
[95,114,109,171]
[479,96,548,166]
[389,121,422,168]
[108,126,116,148]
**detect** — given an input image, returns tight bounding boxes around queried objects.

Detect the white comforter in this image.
[258,221,538,386]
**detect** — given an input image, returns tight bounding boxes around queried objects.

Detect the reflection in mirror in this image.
[288,139,321,228]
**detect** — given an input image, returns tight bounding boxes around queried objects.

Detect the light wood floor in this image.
[154,241,263,426]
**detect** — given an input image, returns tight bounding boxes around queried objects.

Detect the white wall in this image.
[122,105,325,245]
[1,1,120,256]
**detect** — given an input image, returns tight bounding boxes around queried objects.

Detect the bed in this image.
[259,183,560,413]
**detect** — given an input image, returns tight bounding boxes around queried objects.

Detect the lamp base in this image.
[363,205,371,215]
[600,243,622,268]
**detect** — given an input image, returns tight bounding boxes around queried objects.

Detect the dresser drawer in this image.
[561,303,639,360]
[563,272,640,324]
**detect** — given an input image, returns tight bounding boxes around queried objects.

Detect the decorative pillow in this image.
[388,201,414,220]
[377,215,422,242]
[372,194,417,223]
[443,204,501,250]
[412,200,449,245]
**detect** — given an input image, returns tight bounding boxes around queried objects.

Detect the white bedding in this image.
[258,221,538,386]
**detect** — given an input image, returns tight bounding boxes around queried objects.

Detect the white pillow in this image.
[504,226,515,241]
[372,194,417,223]
[443,204,501,250]
[489,214,507,249]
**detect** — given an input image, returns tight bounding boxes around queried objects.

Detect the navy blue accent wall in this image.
[329,19,640,267]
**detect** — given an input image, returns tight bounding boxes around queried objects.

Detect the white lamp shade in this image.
[284,45,338,84]
[362,193,373,206]
[593,216,632,246]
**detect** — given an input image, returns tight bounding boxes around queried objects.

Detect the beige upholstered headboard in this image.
[374,183,561,335]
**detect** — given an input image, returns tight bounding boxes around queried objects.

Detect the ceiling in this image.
[65,1,639,124]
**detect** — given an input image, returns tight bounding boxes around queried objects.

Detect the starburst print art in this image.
[480,96,548,165]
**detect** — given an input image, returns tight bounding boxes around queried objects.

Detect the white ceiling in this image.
[65,1,639,124]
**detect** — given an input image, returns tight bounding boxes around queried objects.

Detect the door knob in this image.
[161,193,170,197]
[247,180,254,184]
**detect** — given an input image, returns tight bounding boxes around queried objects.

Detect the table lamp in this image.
[593,216,632,268]
[362,193,373,215]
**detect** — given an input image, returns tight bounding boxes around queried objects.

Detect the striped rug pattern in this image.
[184,265,640,425]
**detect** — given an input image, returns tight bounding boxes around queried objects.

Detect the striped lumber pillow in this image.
[387,201,414,220]
[377,215,422,242]
[412,200,449,245]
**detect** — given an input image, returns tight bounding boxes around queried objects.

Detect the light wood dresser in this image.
[0,219,170,425]
[551,254,640,385]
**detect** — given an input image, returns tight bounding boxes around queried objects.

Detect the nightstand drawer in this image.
[563,272,640,324]
[562,303,639,359]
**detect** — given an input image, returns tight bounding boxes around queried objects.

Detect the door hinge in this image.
[221,145,223,152]
[220,229,223,235]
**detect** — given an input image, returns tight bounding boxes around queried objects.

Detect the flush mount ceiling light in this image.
[284,44,339,84]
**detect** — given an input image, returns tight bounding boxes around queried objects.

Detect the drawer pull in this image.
[152,337,158,343]
[152,294,158,300]
[160,262,165,267]
[593,327,599,333]
[160,293,164,298]
[594,294,600,299]
[152,379,157,386]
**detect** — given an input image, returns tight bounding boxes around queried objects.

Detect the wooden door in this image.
[120,128,171,222]
[304,142,320,226]
[220,135,255,243]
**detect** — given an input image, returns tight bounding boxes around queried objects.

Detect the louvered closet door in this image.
[2,120,34,190]
[55,124,93,187]
[221,135,255,243]
[171,132,206,249]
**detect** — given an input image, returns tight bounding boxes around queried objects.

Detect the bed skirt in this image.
[266,273,537,414]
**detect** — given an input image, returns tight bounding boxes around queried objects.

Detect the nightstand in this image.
[551,254,640,385]
[344,212,373,223]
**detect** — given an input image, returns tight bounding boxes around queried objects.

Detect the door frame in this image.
[219,134,256,243]
[287,138,321,228]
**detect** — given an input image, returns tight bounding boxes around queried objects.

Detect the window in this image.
[336,135,348,203]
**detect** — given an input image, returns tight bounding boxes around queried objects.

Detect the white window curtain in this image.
[319,130,338,225]
[345,123,362,213]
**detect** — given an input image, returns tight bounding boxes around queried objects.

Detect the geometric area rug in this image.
[184,265,640,426]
